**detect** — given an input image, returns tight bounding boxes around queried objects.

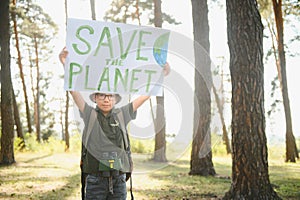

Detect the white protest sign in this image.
[64,18,170,96]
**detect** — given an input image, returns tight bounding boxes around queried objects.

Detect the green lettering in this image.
[118,59,124,66]
[114,68,129,92]
[84,65,95,90]
[144,70,157,92]
[94,27,113,58]
[69,62,82,89]
[97,67,110,91]
[130,69,142,92]
[105,59,111,65]
[111,59,118,65]
[72,25,93,55]
[117,28,137,59]
[137,31,151,61]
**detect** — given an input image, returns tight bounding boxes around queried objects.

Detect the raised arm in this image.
[59,47,85,113]
[132,62,170,112]
[132,95,150,112]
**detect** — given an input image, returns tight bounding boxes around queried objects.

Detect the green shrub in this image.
[14,133,65,154]
[130,138,154,154]
[69,133,82,154]
[211,133,230,156]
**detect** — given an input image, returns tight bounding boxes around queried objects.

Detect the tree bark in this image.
[212,84,231,154]
[12,89,25,149]
[64,0,70,151]
[0,0,16,165]
[34,36,41,142]
[153,0,167,162]
[90,0,96,20]
[224,0,281,198]
[135,0,141,25]
[65,92,70,151]
[272,0,298,163]
[12,0,32,134]
[153,96,167,162]
[189,0,216,176]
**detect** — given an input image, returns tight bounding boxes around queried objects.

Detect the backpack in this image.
[115,109,133,181]
[84,108,134,199]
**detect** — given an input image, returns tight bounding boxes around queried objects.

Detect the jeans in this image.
[85,174,127,200]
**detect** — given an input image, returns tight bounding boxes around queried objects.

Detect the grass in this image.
[0,138,299,199]
[132,156,232,200]
[0,152,82,200]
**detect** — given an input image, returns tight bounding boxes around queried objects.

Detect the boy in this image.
[59,48,170,199]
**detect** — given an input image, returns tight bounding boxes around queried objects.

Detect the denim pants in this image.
[85,174,127,200]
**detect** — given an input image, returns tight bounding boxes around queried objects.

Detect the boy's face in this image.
[94,93,116,114]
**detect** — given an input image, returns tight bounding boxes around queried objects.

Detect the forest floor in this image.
[0,151,299,200]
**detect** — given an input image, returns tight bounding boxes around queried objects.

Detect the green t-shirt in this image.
[81,103,136,173]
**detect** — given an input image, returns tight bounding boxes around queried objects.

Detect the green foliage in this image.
[14,133,82,155]
[130,138,154,154]
[284,0,300,17]
[104,0,180,26]
[211,133,230,157]
[129,133,230,156]
[69,133,82,154]
[14,133,65,154]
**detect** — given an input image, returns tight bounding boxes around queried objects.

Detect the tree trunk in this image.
[224,0,281,198]
[64,0,70,151]
[34,36,41,142]
[153,96,167,162]
[0,0,15,165]
[272,0,298,162]
[135,0,141,25]
[212,84,231,154]
[60,102,65,141]
[65,92,70,151]
[189,0,216,176]
[12,0,32,134]
[152,0,167,162]
[90,0,96,20]
[12,89,25,149]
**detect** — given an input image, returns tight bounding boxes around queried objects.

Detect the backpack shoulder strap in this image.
[84,109,97,147]
[115,109,129,150]
[115,108,134,200]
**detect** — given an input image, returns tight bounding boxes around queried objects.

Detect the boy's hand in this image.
[59,47,68,65]
[163,62,171,76]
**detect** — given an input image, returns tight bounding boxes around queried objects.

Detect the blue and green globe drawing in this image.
[153,32,170,67]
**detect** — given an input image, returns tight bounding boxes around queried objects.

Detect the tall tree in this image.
[64,0,70,151]
[152,0,167,162]
[272,0,298,162]
[11,1,25,148]
[0,0,15,165]
[104,0,179,25]
[212,58,231,154]
[189,0,216,176]
[33,34,41,142]
[11,0,33,134]
[104,0,150,24]
[224,0,281,198]
[12,89,25,149]
[21,1,57,142]
[212,84,231,154]
[90,0,96,20]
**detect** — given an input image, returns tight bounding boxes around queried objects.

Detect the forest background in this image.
[0,0,300,199]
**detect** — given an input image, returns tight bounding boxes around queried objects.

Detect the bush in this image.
[211,133,230,156]
[69,133,82,154]
[14,133,65,154]
[130,138,154,154]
